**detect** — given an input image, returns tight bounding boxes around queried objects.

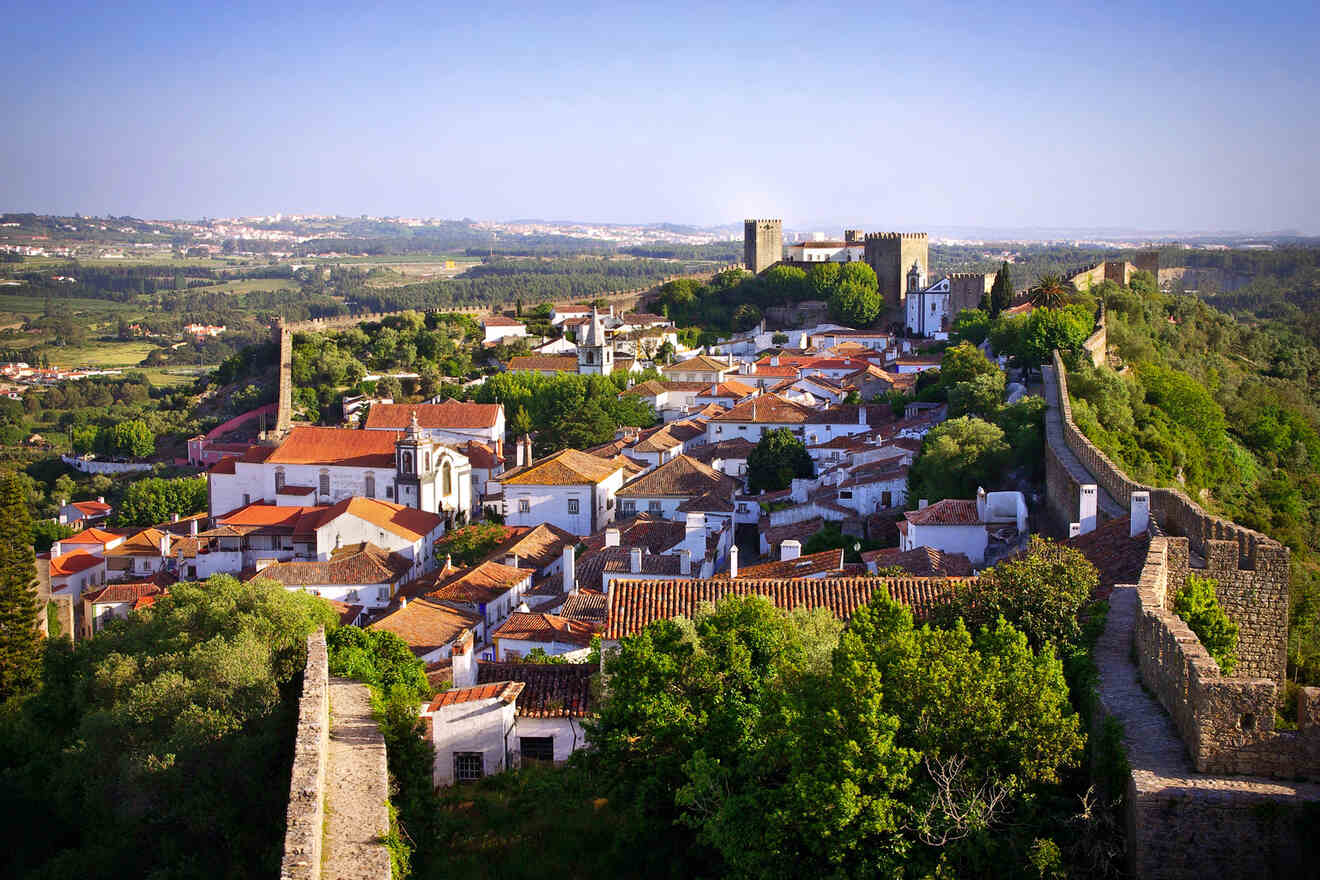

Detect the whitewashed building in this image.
[493,449,625,536]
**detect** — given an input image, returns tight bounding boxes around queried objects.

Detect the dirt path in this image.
[322,677,392,880]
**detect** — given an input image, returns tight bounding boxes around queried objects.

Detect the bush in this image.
[1173,574,1239,675]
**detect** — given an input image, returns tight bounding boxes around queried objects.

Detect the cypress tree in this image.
[990,261,1013,317]
[0,473,41,701]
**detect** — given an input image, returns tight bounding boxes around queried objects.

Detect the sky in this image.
[3,0,1318,233]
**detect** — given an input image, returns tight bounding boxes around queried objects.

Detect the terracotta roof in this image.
[630,419,704,454]
[805,403,894,425]
[904,499,981,526]
[49,551,104,577]
[710,393,814,424]
[482,315,525,327]
[268,426,401,467]
[498,522,579,570]
[84,579,168,606]
[326,599,365,626]
[559,589,607,623]
[575,547,684,589]
[605,575,959,639]
[617,454,738,499]
[465,440,501,470]
[581,515,686,555]
[250,543,411,587]
[62,527,124,545]
[862,546,973,577]
[1062,516,1150,597]
[619,312,668,324]
[241,445,276,463]
[427,680,524,710]
[103,528,200,558]
[70,500,111,516]
[500,448,622,486]
[370,597,482,657]
[686,437,756,462]
[311,496,443,542]
[676,490,736,513]
[208,456,238,475]
[664,355,734,374]
[476,662,594,717]
[748,365,799,378]
[759,517,824,547]
[492,611,595,647]
[507,355,578,373]
[895,354,944,366]
[429,560,533,604]
[364,400,502,430]
[620,380,669,397]
[726,548,845,579]
[701,379,756,397]
[217,503,325,532]
[276,485,317,496]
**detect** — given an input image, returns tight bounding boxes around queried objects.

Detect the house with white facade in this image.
[58,496,111,526]
[898,489,1030,565]
[247,542,414,610]
[706,393,815,443]
[615,455,739,522]
[369,595,484,664]
[425,560,534,633]
[494,448,625,536]
[80,575,170,639]
[624,419,707,468]
[663,354,737,385]
[490,611,595,661]
[481,315,528,344]
[475,661,593,765]
[208,421,472,523]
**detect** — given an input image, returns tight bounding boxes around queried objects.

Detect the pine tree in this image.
[0,473,41,701]
[990,261,1014,317]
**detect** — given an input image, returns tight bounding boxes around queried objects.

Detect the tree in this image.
[829,280,882,327]
[436,522,510,565]
[930,536,1098,651]
[0,474,40,701]
[116,476,207,526]
[907,416,1011,502]
[106,419,154,458]
[806,262,841,299]
[732,303,762,332]
[1029,273,1068,310]
[32,519,75,553]
[990,261,1013,317]
[762,264,807,304]
[838,261,879,292]
[1174,574,1239,675]
[939,342,1000,388]
[947,372,1006,419]
[950,309,992,345]
[747,427,814,492]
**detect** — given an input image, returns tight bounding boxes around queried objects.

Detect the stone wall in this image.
[280,629,329,880]
[1081,304,1107,368]
[1049,351,1289,683]
[864,232,928,310]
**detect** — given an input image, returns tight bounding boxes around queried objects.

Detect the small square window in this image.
[648,500,662,514]
[567,498,580,515]
[520,736,554,764]
[518,499,530,514]
[453,752,484,783]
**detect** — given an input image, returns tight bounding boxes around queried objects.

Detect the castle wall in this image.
[1132,250,1160,279]
[947,273,992,315]
[864,232,928,310]
[743,219,782,274]
[280,629,330,880]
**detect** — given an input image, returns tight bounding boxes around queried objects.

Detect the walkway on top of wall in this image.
[1097,583,1320,877]
[322,677,392,880]
[1042,363,1125,521]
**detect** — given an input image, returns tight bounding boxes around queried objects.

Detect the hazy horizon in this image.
[5,0,1317,234]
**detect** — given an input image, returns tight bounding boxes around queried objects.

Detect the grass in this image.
[138,366,204,387]
[14,338,161,368]
[0,293,146,318]
[180,277,298,295]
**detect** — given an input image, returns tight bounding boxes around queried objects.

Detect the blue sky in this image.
[4,0,1317,232]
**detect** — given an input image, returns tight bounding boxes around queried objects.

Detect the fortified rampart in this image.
[1081,303,1107,368]
[863,232,928,310]
[280,629,330,880]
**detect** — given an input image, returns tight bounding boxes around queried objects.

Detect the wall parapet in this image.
[1127,537,1320,779]
[280,628,329,880]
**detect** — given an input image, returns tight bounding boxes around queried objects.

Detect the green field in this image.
[181,277,298,295]
[138,366,205,387]
[0,293,146,319]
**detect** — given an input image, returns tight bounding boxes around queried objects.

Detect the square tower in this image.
[743,219,783,274]
[864,232,929,310]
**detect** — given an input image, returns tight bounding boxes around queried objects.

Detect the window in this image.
[425,451,432,473]
[242,493,250,506]
[839,490,853,499]
[401,451,413,474]
[520,736,554,764]
[881,490,893,508]
[567,498,580,515]
[453,752,484,783]
[620,500,635,515]
[318,472,330,496]
[386,485,394,499]
[518,498,530,514]
[442,461,452,496]
[364,472,375,498]
[648,500,662,514]
[275,468,285,491]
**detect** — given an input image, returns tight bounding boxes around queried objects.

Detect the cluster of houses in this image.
[0,362,124,386]
[37,304,1045,791]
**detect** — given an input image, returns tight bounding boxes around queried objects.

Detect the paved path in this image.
[322,677,392,880]
[1042,364,1125,520]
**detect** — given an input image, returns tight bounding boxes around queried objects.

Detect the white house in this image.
[490,611,595,661]
[369,596,484,663]
[481,316,528,344]
[782,236,865,263]
[248,542,414,609]
[615,455,739,522]
[475,661,594,764]
[80,576,169,639]
[898,489,1030,565]
[422,678,523,787]
[706,393,815,443]
[494,448,625,536]
[208,422,472,523]
[426,560,535,633]
[663,354,737,385]
[624,419,707,468]
[550,304,592,326]
[58,496,111,526]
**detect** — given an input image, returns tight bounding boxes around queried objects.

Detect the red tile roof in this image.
[507,355,579,373]
[364,400,502,430]
[581,515,685,555]
[428,560,533,604]
[605,575,959,639]
[268,426,401,467]
[70,500,111,516]
[476,662,595,718]
[904,499,981,526]
[427,680,524,710]
[62,527,124,545]
[617,454,738,499]
[370,597,482,657]
[862,546,973,577]
[49,551,104,577]
[312,496,443,542]
[711,393,814,424]
[500,448,621,486]
[84,579,168,606]
[559,589,607,623]
[725,548,845,579]
[250,543,411,586]
[492,612,596,647]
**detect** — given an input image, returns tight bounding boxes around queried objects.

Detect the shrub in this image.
[1173,574,1239,675]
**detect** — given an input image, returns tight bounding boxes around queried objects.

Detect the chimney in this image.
[399,596,408,608]
[770,356,780,367]
[976,487,987,522]
[1130,491,1151,538]
[728,544,738,578]
[605,528,620,547]
[740,361,753,375]
[562,544,576,593]
[172,512,180,523]
[97,496,104,504]
[160,532,171,557]
[919,499,928,509]
[515,441,526,468]
[859,406,867,426]
[684,512,705,556]
[680,548,692,574]
[51,541,62,557]
[711,383,719,397]
[1079,484,1098,535]
[781,539,801,562]
[444,553,453,571]
[189,518,198,537]
[451,629,476,689]
[630,547,643,573]
[1069,522,1082,538]
[522,434,533,466]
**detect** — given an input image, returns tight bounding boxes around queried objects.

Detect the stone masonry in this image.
[280,629,330,880]
[864,232,928,310]
[743,219,782,274]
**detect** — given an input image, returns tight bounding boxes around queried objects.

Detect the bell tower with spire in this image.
[577,306,613,375]
[394,410,440,513]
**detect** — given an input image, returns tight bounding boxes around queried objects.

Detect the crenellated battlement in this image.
[864,231,927,240]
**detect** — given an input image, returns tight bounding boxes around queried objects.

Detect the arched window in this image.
[401,451,413,474]
[425,451,431,472]
[364,472,375,498]
[275,468,285,491]
[442,460,452,496]
[318,471,330,496]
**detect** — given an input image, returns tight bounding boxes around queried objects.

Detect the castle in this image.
[743,219,782,274]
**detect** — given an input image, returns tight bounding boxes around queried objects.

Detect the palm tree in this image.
[1030,273,1068,309]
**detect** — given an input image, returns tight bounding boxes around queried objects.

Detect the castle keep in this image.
[864,232,928,309]
[742,219,782,274]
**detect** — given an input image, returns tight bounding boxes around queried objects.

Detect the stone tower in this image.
[577,307,613,376]
[743,219,783,274]
[864,232,929,310]
[1132,250,1160,280]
